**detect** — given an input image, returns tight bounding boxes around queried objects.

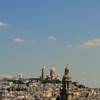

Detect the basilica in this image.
[41,65,60,80]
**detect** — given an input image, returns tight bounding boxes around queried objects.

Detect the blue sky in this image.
[0,0,100,87]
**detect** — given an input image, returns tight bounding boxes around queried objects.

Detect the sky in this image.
[0,0,100,88]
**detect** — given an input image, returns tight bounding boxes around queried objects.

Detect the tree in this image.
[78,84,85,88]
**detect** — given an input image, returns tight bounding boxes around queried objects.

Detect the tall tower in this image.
[42,65,46,80]
[50,65,56,80]
[60,64,73,100]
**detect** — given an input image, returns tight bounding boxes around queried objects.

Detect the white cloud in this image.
[0,22,8,26]
[0,74,14,79]
[14,38,27,43]
[48,36,56,40]
[67,39,100,48]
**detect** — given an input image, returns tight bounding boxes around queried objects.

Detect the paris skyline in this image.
[0,0,100,88]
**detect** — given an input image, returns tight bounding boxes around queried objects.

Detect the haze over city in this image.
[0,0,100,88]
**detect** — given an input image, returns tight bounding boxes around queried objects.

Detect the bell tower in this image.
[60,64,74,100]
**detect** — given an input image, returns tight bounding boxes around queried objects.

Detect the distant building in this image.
[19,73,23,79]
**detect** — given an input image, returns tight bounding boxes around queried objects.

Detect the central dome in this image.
[51,65,56,72]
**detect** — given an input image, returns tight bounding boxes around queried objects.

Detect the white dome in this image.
[19,73,23,79]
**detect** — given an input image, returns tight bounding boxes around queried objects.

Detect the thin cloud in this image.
[14,38,27,43]
[0,22,8,26]
[48,36,56,40]
[67,39,100,48]
[0,74,14,79]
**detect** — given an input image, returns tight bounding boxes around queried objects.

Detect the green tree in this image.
[78,84,85,88]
